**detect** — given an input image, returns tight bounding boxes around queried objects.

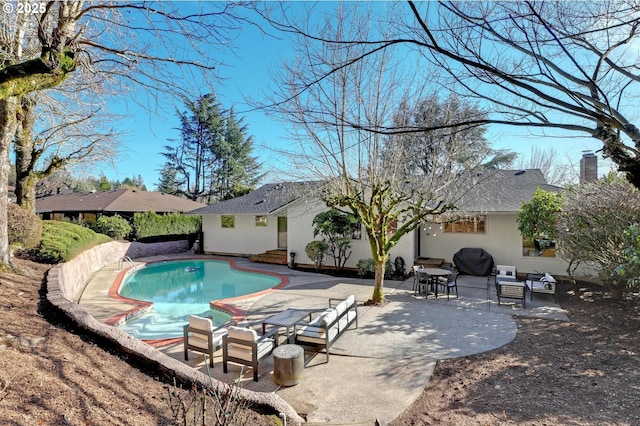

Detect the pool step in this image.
[250,249,288,265]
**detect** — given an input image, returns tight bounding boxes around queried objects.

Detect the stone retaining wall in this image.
[45,241,301,425]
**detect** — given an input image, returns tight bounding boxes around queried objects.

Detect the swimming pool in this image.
[116,259,282,340]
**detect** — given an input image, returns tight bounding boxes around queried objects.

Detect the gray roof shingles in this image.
[457,169,563,212]
[35,189,206,213]
[189,182,323,215]
[189,170,558,217]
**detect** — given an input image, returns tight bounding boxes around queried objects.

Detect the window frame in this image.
[255,215,267,227]
[443,215,486,234]
[221,215,235,228]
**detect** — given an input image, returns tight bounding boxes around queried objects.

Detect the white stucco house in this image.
[189,169,571,276]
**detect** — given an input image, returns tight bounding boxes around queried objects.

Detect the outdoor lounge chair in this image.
[526,272,557,302]
[495,264,517,289]
[183,315,230,367]
[222,325,277,381]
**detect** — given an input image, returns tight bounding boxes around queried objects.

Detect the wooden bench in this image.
[293,295,358,362]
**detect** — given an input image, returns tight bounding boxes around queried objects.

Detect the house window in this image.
[522,236,557,258]
[444,215,486,234]
[255,215,267,227]
[221,215,235,228]
[83,213,97,224]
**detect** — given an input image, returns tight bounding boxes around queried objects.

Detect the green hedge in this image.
[132,211,201,240]
[92,214,132,239]
[37,220,112,263]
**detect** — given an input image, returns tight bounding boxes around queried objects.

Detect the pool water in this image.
[116,259,281,340]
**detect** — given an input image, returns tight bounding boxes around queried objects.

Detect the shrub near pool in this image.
[37,220,112,263]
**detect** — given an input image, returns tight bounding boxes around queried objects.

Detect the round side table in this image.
[273,344,304,386]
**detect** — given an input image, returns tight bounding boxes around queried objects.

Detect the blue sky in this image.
[103,2,611,190]
[107,9,291,189]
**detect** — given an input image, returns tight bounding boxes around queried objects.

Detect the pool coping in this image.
[103,255,290,347]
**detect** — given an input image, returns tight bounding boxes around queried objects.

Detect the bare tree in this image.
[14,87,121,212]
[406,1,640,187]
[0,1,252,267]
[266,2,640,188]
[264,3,492,304]
[512,146,577,186]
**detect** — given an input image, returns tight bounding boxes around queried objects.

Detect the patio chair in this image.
[222,325,278,381]
[437,271,459,300]
[495,265,517,288]
[414,266,435,296]
[183,315,230,368]
[412,265,427,294]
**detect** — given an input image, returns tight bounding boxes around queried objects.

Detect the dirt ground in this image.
[0,257,274,426]
[1,257,639,425]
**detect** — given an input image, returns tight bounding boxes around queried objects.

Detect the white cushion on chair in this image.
[227,326,259,361]
[226,326,273,362]
[541,273,556,283]
[187,315,227,350]
[297,324,338,344]
[228,326,258,342]
[318,308,337,327]
[189,315,213,332]
[335,301,347,316]
[255,338,275,358]
[345,294,355,306]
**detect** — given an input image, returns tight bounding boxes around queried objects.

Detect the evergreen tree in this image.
[156,163,181,194]
[161,94,224,201]
[161,96,261,203]
[211,109,262,202]
[97,176,112,191]
[120,175,146,191]
[383,94,516,176]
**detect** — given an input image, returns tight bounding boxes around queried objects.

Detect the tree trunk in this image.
[0,97,19,270]
[15,173,38,213]
[371,256,388,305]
[599,128,640,190]
[14,96,37,213]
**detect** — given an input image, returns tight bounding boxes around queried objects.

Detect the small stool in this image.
[273,344,304,386]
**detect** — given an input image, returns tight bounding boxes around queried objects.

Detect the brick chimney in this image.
[580,151,598,184]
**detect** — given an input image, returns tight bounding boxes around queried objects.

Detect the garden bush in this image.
[356,258,394,278]
[132,211,201,240]
[36,220,112,263]
[8,203,43,250]
[356,258,375,277]
[305,240,328,270]
[92,214,132,239]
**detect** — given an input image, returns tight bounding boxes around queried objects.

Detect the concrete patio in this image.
[80,255,568,425]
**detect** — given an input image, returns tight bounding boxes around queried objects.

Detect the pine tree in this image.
[161,97,261,204]
[211,109,262,201]
[156,163,181,194]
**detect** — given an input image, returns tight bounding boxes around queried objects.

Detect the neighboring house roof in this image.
[35,189,206,214]
[457,169,563,213]
[190,181,323,215]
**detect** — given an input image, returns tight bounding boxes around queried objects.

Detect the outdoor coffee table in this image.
[262,309,312,343]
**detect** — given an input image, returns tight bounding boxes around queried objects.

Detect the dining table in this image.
[416,267,453,298]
